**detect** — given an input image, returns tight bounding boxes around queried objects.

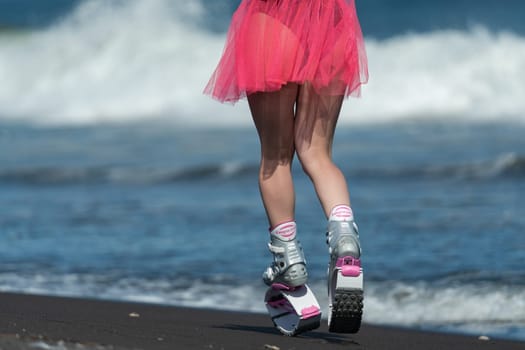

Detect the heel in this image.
[329,289,363,333]
[282,263,308,287]
[263,232,308,288]
[328,258,363,333]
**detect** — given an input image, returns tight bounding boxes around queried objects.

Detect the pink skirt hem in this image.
[204,0,369,103]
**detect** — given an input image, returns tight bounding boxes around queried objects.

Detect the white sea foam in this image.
[0,0,524,126]
[364,281,525,326]
[1,271,525,339]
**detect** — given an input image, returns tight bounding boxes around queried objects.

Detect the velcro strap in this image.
[267,242,285,254]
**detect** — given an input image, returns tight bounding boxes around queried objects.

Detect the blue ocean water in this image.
[1,0,525,342]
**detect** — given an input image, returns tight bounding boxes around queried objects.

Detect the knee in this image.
[296,147,330,178]
[259,158,293,180]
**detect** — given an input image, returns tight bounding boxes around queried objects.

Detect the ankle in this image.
[270,221,297,242]
[329,205,354,222]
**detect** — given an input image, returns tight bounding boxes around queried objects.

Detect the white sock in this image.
[329,205,354,222]
[270,221,296,242]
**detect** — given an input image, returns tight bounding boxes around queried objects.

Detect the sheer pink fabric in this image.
[204,0,369,103]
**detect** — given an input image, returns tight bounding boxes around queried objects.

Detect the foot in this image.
[262,221,308,289]
[326,218,363,333]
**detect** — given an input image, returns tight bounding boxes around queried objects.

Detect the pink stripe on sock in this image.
[329,205,354,221]
[270,221,296,240]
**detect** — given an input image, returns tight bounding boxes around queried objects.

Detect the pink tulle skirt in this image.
[204,0,368,103]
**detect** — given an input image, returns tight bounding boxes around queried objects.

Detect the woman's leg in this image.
[294,84,350,218]
[248,83,299,228]
[249,84,309,288]
[295,85,362,333]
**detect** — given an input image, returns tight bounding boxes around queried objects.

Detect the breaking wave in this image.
[0,0,524,126]
[1,153,523,186]
[1,271,524,340]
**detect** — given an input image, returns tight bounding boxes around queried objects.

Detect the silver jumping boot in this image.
[326,219,363,333]
[262,222,308,289]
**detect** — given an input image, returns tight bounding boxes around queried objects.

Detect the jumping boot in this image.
[326,217,363,333]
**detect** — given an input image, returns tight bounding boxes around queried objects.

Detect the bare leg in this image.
[248,84,299,228]
[294,83,350,218]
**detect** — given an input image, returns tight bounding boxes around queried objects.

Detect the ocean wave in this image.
[1,272,524,339]
[0,272,267,313]
[0,163,256,185]
[351,152,525,180]
[0,0,524,126]
[1,153,523,186]
[365,281,525,325]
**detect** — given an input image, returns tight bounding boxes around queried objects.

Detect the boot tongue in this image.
[270,221,296,242]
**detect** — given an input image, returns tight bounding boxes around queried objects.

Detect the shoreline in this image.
[1,291,523,350]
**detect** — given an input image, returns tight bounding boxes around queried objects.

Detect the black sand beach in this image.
[0,292,523,350]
